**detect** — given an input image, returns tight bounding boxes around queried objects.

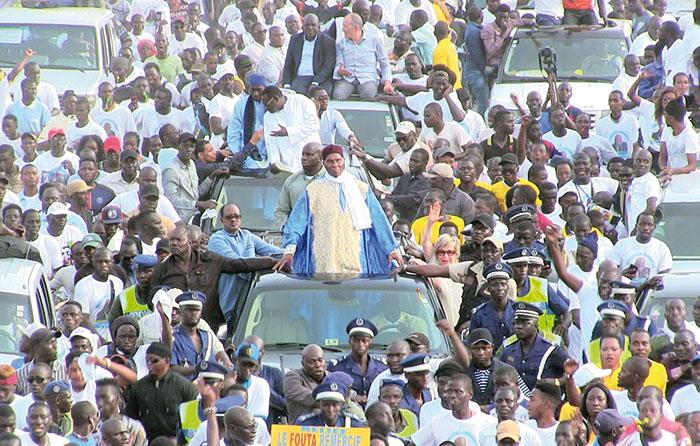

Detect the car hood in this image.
[40,69,102,97]
[490,82,613,114]
[653,268,700,299]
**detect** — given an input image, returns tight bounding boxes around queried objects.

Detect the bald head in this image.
[623,357,650,379]
[301,344,323,359]
[224,406,254,428]
[435,21,450,40]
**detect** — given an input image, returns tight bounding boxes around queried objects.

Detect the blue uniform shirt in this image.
[171,325,212,379]
[499,335,569,391]
[328,354,387,400]
[591,314,658,340]
[470,300,516,351]
[296,413,365,427]
[399,385,432,417]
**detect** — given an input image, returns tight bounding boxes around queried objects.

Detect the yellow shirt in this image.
[490,178,542,212]
[411,215,465,244]
[432,37,462,89]
[432,1,452,24]
[602,360,667,393]
[604,366,623,391]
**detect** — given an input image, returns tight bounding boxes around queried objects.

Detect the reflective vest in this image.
[587,335,632,368]
[517,276,556,334]
[178,399,201,443]
[118,286,151,319]
[396,408,419,438]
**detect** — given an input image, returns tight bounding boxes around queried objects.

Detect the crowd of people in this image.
[0,0,700,445]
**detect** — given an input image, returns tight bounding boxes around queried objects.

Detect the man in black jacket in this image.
[282,14,336,96]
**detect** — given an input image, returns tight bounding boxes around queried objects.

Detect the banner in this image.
[271,424,371,446]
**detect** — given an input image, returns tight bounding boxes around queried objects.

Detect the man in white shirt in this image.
[612,357,674,419]
[168,17,207,56]
[40,202,83,270]
[66,97,108,149]
[542,107,582,158]
[595,91,641,158]
[259,26,287,85]
[575,113,618,164]
[241,22,267,64]
[110,165,179,221]
[394,0,437,28]
[670,355,700,417]
[420,103,471,153]
[625,149,659,231]
[99,150,140,196]
[140,87,193,138]
[367,340,411,404]
[23,209,62,277]
[558,152,618,209]
[17,402,69,446]
[659,299,700,346]
[261,86,320,173]
[234,343,271,420]
[630,16,662,57]
[660,21,688,85]
[610,212,672,279]
[9,62,60,115]
[525,382,560,444]
[90,82,137,141]
[612,54,641,99]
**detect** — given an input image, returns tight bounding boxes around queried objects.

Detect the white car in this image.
[489,25,630,126]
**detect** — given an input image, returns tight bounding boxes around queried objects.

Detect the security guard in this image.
[171,291,215,378]
[527,247,547,278]
[591,281,658,339]
[328,318,387,405]
[379,379,419,439]
[296,381,365,427]
[499,302,569,391]
[177,360,229,444]
[503,248,570,336]
[398,354,433,417]
[44,380,73,436]
[586,300,632,367]
[470,261,516,351]
[108,254,159,323]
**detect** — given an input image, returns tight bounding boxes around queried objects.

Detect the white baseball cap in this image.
[574,362,612,388]
[47,202,70,216]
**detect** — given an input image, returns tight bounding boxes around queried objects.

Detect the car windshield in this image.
[213,175,285,232]
[0,291,32,356]
[642,297,694,328]
[237,280,446,353]
[500,34,627,82]
[0,24,98,70]
[655,202,700,259]
[331,106,396,158]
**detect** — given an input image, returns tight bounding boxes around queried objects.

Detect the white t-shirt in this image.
[611,390,674,420]
[0,133,22,159]
[34,151,81,184]
[661,125,700,169]
[16,431,69,446]
[420,121,471,153]
[28,233,63,276]
[109,189,180,222]
[73,274,124,340]
[418,398,451,427]
[412,410,496,445]
[543,129,582,158]
[41,225,83,265]
[619,430,677,446]
[626,172,661,230]
[595,114,641,158]
[141,108,194,138]
[629,32,655,57]
[405,91,465,125]
[71,379,97,406]
[610,236,673,278]
[90,104,137,140]
[189,417,270,446]
[671,383,700,417]
[580,134,617,163]
[246,375,271,420]
[66,120,108,148]
[557,177,619,208]
[524,420,557,445]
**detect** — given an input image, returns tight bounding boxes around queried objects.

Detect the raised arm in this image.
[544,226,583,293]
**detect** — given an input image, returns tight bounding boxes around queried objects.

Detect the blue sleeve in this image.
[547,285,570,316]
[252,233,285,256]
[647,318,658,336]
[470,308,484,329]
[227,100,245,151]
[207,233,237,258]
[465,28,486,72]
[591,321,601,340]
[366,189,399,255]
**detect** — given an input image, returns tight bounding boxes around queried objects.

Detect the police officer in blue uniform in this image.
[328,318,388,406]
[171,291,214,379]
[591,280,658,340]
[499,302,569,391]
[502,205,547,252]
[296,381,365,427]
[470,261,516,351]
[398,353,433,417]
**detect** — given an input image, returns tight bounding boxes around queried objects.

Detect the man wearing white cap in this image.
[41,202,84,266]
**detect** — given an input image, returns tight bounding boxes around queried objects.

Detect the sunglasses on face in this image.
[28,377,48,383]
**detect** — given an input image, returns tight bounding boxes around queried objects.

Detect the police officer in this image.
[328,318,388,406]
[296,381,365,427]
[527,247,548,278]
[503,248,570,337]
[586,300,632,367]
[178,360,229,444]
[171,291,216,378]
[499,302,569,391]
[108,254,159,323]
[43,380,73,436]
[379,378,419,438]
[470,261,516,351]
[398,354,433,417]
[591,281,658,339]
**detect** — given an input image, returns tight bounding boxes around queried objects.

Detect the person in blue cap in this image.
[499,301,569,392]
[471,262,517,351]
[328,317,388,407]
[586,300,632,368]
[526,247,548,278]
[502,247,570,339]
[43,380,73,436]
[378,378,419,439]
[324,371,367,423]
[108,254,159,323]
[296,381,365,427]
[227,72,269,171]
[177,360,230,445]
[398,353,433,417]
[171,291,220,380]
[591,280,658,342]
[234,342,271,420]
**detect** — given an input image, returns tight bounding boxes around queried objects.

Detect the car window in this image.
[500,35,627,82]
[332,107,396,158]
[0,24,99,70]
[655,202,700,259]
[0,292,32,356]
[643,297,694,327]
[239,284,446,352]
[214,175,285,232]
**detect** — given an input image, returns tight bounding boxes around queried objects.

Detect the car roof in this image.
[0,258,44,295]
[513,25,628,39]
[329,100,394,111]
[0,7,114,26]
[252,273,430,292]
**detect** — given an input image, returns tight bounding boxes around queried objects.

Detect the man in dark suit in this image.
[282,13,336,96]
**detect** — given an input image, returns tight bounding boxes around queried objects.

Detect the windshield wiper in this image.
[266,342,344,352]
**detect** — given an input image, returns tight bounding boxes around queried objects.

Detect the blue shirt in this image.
[297,413,365,427]
[226,94,268,169]
[208,228,283,317]
[328,354,388,399]
[7,100,51,135]
[639,61,664,99]
[171,324,212,378]
[260,363,287,420]
[400,384,432,417]
[499,335,569,390]
[463,22,486,72]
[66,434,96,446]
[335,33,391,83]
[471,300,516,351]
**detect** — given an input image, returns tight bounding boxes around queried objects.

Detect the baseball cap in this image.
[466,328,493,346]
[236,343,261,364]
[66,179,94,196]
[104,136,122,153]
[394,121,416,135]
[496,420,520,442]
[46,202,70,216]
[480,236,503,251]
[434,146,456,160]
[470,214,496,230]
[178,132,197,145]
[426,163,454,179]
[405,332,430,349]
[594,409,631,434]
[190,61,206,73]
[499,153,519,166]
[140,184,160,199]
[120,149,139,162]
[81,233,103,249]
[48,128,65,140]
[29,327,61,345]
[573,362,612,388]
[100,205,123,224]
